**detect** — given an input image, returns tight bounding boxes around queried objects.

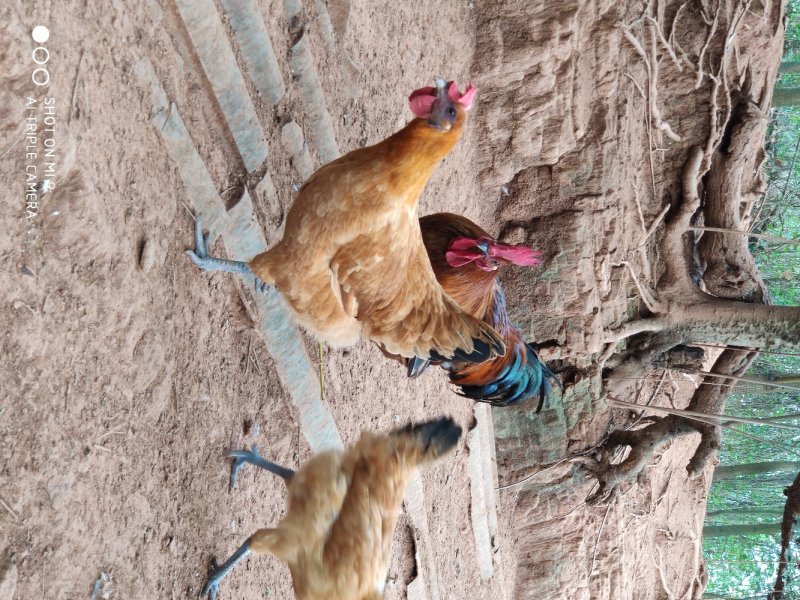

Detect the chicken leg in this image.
[200,447,295,599]
[185,216,270,293]
[228,445,295,490]
[200,540,252,600]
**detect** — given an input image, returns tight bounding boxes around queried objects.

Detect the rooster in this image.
[405,213,559,410]
[200,417,462,600]
[187,78,504,364]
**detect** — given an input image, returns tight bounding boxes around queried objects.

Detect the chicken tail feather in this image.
[407,357,432,378]
[390,416,463,464]
[450,340,560,410]
[427,312,506,364]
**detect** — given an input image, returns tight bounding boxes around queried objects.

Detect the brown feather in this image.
[241,420,461,599]
[247,109,505,359]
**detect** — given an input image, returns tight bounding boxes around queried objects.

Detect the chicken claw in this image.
[185,215,264,293]
[192,214,212,258]
[253,278,269,294]
[200,541,252,600]
[228,445,295,491]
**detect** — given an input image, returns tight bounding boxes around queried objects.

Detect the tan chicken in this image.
[187,78,504,363]
[199,417,462,599]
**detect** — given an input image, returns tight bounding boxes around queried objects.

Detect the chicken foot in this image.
[185,215,270,293]
[200,447,294,599]
[200,540,252,600]
[228,445,295,490]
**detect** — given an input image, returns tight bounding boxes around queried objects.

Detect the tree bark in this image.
[713,461,800,481]
[769,470,800,599]
[698,102,769,302]
[621,298,800,350]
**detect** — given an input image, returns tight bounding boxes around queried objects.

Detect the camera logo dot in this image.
[32,25,50,44]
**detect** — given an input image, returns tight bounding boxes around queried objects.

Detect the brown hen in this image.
[199,417,462,600]
[187,79,504,363]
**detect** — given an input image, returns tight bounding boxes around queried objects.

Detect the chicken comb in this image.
[447,81,476,111]
[488,240,543,266]
[445,236,543,268]
[408,85,437,118]
[408,80,477,117]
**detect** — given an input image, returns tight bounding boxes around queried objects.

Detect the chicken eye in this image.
[447,106,456,119]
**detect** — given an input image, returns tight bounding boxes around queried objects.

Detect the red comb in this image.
[446,237,542,269]
[447,82,476,110]
[408,86,436,118]
[489,241,543,266]
[409,81,477,117]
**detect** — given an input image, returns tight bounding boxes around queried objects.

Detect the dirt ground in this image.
[2,0,777,598]
[0,0,514,598]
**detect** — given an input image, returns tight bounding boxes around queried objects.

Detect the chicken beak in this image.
[426,77,453,131]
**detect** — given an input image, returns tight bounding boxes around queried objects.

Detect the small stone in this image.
[138,238,155,272]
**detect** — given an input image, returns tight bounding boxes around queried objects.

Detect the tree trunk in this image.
[654,297,800,350]
[772,87,800,107]
[736,381,800,394]
[713,461,800,481]
[703,522,781,538]
[769,470,800,599]
[778,61,800,74]
[706,508,784,519]
[759,411,800,421]
[766,375,800,384]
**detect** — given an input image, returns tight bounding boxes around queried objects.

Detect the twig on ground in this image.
[0,133,22,160]
[249,349,262,375]
[497,462,565,491]
[318,341,326,402]
[94,427,125,442]
[633,185,648,236]
[625,72,646,99]
[696,370,800,392]
[180,199,195,219]
[645,15,682,70]
[646,23,681,142]
[69,49,85,122]
[0,495,20,521]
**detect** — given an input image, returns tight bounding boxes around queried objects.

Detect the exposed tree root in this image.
[575,416,695,504]
[583,51,795,501]
[579,348,754,504]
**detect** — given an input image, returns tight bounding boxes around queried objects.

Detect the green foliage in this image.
[703,2,800,597]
